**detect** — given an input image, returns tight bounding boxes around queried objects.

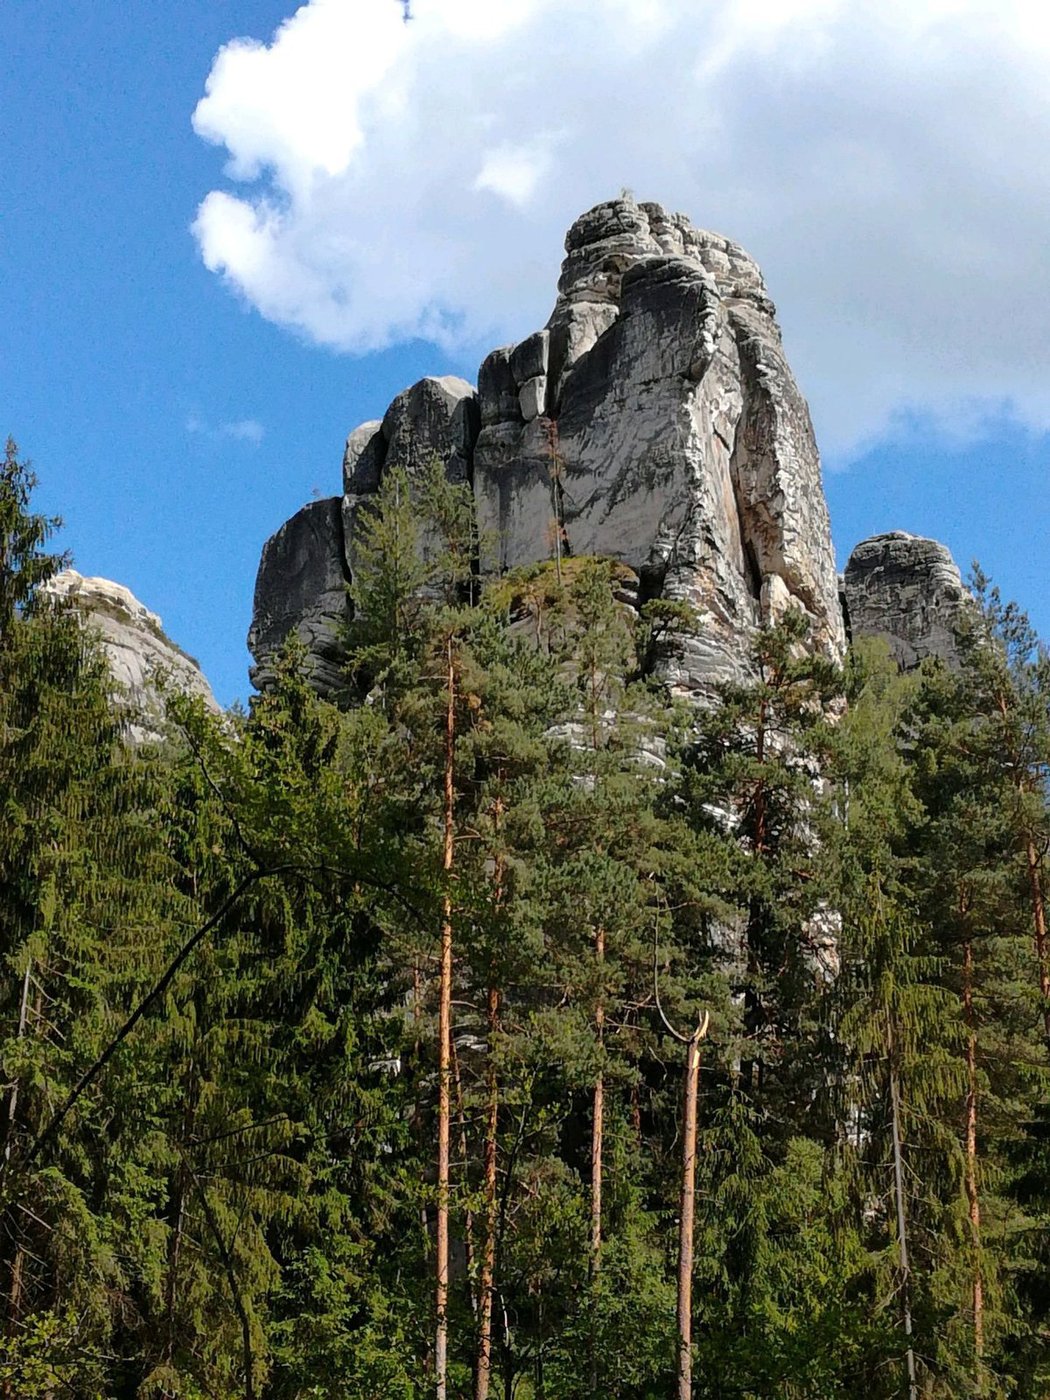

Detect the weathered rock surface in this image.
[342,420,384,495]
[843,532,969,669]
[380,376,478,489]
[254,377,483,689]
[248,498,350,697]
[249,196,849,697]
[473,197,845,694]
[43,569,219,738]
[341,378,479,499]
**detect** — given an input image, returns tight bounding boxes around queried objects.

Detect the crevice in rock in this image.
[727,407,763,608]
[742,539,763,604]
[839,576,852,645]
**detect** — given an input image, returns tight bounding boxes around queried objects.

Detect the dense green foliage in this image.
[3,439,1050,1396]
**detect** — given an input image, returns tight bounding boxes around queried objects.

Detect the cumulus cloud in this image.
[191,0,1050,458]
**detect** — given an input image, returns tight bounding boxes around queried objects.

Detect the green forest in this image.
[4,433,1050,1399]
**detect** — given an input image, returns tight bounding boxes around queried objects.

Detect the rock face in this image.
[843,532,969,669]
[248,498,350,697]
[44,570,219,737]
[473,198,844,694]
[249,196,847,696]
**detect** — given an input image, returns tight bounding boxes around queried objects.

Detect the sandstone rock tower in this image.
[249,196,846,696]
[843,532,969,669]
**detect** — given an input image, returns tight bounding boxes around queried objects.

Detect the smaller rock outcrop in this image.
[252,376,482,693]
[843,532,969,669]
[248,498,350,697]
[342,377,479,497]
[44,570,219,736]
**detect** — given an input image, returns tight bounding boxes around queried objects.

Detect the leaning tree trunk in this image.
[192,1170,255,1400]
[451,1037,476,1313]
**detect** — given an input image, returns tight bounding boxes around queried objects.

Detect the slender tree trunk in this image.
[475,984,500,1400]
[590,1063,604,1272]
[436,635,456,1400]
[451,1035,476,1312]
[476,792,505,1400]
[164,1182,186,1359]
[677,1030,702,1400]
[4,1253,24,1385]
[887,1016,918,1400]
[963,938,985,1368]
[591,926,605,1275]
[1023,835,1050,1044]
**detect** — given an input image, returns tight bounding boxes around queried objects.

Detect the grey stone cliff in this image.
[248,498,350,696]
[44,570,220,738]
[249,196,849,695]
[843,532,969,669]
[473,198,845,695]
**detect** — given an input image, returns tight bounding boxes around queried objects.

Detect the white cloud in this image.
[221,418,266,445]
[187,414,265,446]
[474,141,553,206]
[191,0,1050,459]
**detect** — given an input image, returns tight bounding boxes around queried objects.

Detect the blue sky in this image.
[4,1,1049,704]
